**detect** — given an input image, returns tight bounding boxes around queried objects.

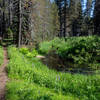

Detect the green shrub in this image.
[39,41,53,54]
[19,47,38,58]
[19,47,29,55]
[31,49,38,57]
[38,36,100,69]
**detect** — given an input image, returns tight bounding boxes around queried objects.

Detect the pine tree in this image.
[68,0,83,36]
[73,0,83,36]
[94,0,100,35]
[55,0,68,37]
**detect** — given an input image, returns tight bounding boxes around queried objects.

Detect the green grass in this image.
[6,81,79,100]
[0,46,3,66]
[6,46,100,100]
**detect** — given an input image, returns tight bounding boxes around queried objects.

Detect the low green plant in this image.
[19,47,38,58]
[6,81,79,100]
[31,49,38,57]
[19,47,29,55]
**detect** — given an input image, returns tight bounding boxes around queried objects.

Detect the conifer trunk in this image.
[18,0,22,47]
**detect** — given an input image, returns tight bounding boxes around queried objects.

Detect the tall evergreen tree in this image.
[94,0,100,35]
[68,0,83,36]
[55,0,68,37]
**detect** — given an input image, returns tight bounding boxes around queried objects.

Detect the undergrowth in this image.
[39,36,100,69]
[6,46,100,100]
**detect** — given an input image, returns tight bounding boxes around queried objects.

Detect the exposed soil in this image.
[0,47,8,100]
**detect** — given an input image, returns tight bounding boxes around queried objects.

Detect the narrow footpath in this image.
[0,47,8,100]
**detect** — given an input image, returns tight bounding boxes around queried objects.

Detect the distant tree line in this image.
[0,0,100,46]
[55,0,98,37]
[0,0,59,46]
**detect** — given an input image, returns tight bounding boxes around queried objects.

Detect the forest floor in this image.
[0,47,8,100]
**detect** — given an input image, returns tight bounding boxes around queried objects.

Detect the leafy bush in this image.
[19,47,38,58]
[31,49,38,57]
[38,41,53,54]
[19,47,29,55]
[39,36,100,69]
[7,46,100,100]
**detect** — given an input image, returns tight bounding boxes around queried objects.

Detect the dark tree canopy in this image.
[94,0,100,35]
[55,0,96,37]
[0,0,99,46]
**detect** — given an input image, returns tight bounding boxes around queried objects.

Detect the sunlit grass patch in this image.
[0,46,3,66]
[6,80,79,100]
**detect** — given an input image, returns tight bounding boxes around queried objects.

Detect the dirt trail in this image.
[0,47,8,100]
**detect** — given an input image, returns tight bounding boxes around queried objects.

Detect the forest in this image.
[0,0,100,100]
